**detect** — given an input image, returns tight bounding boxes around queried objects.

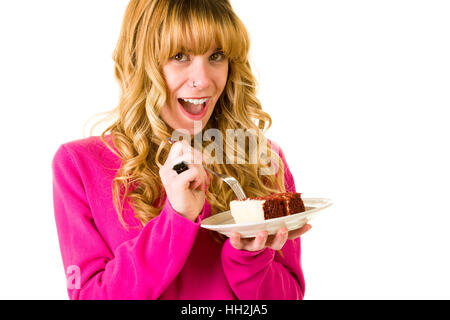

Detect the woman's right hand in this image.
[159,140,210,222]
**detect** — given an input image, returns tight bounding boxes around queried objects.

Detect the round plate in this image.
[200,198,333,238]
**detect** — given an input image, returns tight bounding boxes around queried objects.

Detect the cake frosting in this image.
[230,192,305,224]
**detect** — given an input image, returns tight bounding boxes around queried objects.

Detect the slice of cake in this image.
[230,192,305,224]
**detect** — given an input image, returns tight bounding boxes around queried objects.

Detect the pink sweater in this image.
[52,136,305,300]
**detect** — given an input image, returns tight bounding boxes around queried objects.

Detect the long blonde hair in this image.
[90,0,286,238]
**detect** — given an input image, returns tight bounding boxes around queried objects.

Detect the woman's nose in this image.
[187,58,211,90]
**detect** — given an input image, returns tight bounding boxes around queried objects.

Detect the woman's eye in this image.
[210,51,226,62]
[172,52,188,61]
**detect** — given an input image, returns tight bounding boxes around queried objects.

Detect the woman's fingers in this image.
[267,227,289,251]
[177,140,204,165]
[166,140,185,164]
[287,224,312,239]
[229,231,268,251]
[252,231,268,251]
[159,140,208,221]
[230,232,244,250]
[175,164,207,190]
[229,225,312,251]
[164,141,209,191]
[166,140,201,167]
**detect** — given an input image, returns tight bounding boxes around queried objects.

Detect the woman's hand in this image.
[229,224,312,252]
[159,140,210,222]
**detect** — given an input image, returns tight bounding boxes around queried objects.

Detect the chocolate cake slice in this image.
[278,192,305,216]
[230,192,305,224]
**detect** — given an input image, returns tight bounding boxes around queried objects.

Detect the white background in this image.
[0,0,449,299]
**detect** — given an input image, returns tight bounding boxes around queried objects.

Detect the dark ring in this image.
[172,161,189,174]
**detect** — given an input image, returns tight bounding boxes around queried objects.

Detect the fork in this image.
[167,137,247,200]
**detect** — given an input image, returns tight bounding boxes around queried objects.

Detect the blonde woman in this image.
[52,0,311,300]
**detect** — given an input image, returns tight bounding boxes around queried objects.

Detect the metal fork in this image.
[167,138,247,200]
[201,166,247,200]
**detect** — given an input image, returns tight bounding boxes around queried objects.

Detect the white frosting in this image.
[230,199,266,224]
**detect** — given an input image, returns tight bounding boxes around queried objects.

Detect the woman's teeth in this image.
[179,98,209,115]
[181,98,209,104]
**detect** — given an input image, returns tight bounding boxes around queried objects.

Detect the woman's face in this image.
[161,45,229,135]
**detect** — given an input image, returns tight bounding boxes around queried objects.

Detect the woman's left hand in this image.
[229,224,312,252]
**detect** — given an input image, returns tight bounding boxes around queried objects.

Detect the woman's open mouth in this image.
[178,97,210,120]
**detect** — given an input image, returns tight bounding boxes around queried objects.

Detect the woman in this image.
[52,0,311,300]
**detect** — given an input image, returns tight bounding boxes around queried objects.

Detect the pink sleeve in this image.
[221,144,305,300]
[52,145,202,300]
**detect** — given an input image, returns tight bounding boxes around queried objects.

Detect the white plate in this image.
[200,197,333,238]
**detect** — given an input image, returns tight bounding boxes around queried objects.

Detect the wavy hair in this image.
[89,0,287,241]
